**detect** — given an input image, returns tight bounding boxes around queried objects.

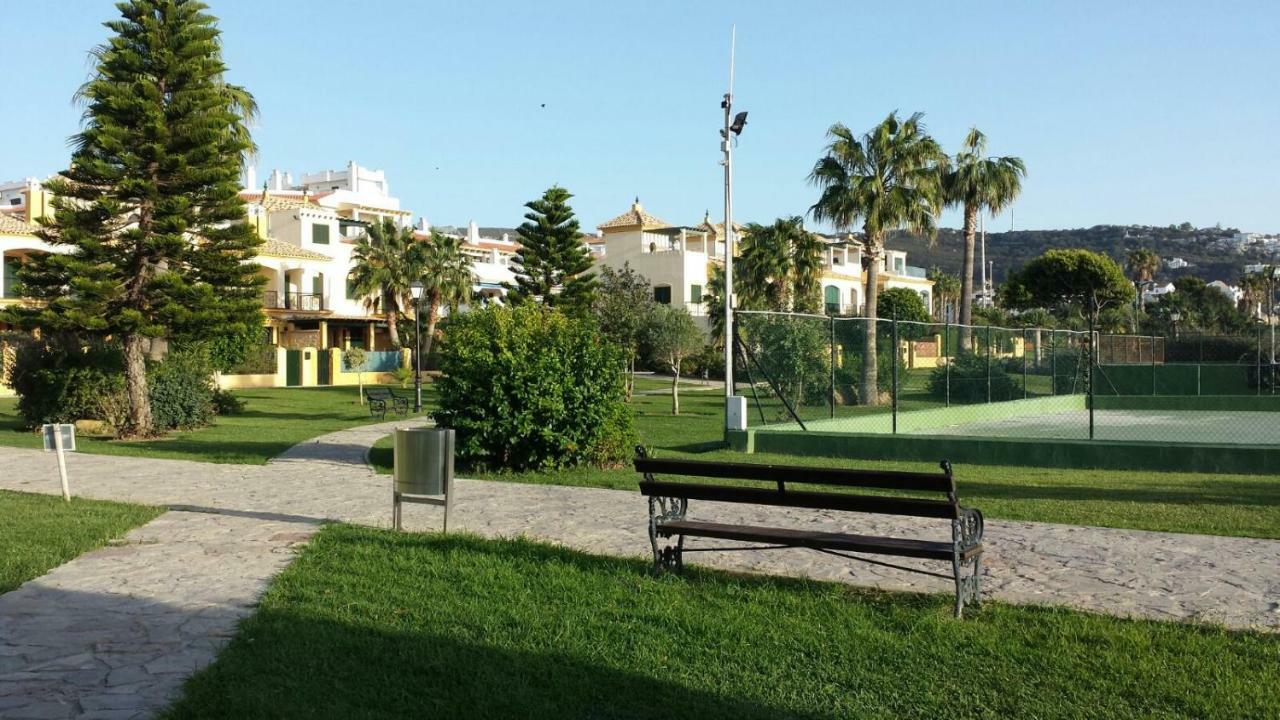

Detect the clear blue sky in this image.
[2,0,1277,233]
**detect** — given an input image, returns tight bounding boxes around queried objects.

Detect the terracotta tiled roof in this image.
[696,210,743,239]
[240,190,331,214]
[256,238,332,261]
[597,199,670,232]
[0,213,38,237]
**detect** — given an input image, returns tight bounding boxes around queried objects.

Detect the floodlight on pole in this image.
[721,26,746,435]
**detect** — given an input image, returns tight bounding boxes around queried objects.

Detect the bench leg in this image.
[647,497,687,574]
[952,554,981,619]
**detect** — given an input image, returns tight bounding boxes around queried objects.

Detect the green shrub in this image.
[391,366,414,388]
[928,352,1018,403]
[433,305,635,471]
[147,346,216,430]
[224,341,278,375]
[9,335,126,428]
[212,388,246,416]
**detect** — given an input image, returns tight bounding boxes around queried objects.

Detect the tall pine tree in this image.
[10,0,263,438]
[507,186,597,314]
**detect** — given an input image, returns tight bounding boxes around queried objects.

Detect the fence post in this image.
[985,325,993,404]
[829,316,836,419]
[1151,335,1158,396]
[1258,326,1263,397]
[1050,330,1057,397]
[1088,314,1096,441]
[892,315,899,435]
[1022,328,1028,399]
[944,316,951,407]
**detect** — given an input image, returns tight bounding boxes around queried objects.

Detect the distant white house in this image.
[1142,282,1175,304]
[1206,280,1243,304]
[1165,257,1190,270]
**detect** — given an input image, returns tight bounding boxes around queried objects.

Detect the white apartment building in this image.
[239,161,414,351]
[594,199,933,326]
[0,180,63,316]
[422,219,518,304]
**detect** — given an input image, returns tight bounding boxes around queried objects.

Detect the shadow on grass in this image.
[962,480,1280,508]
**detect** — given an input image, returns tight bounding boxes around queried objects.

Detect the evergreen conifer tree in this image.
[507,186,597,314]
[10,0,263,437]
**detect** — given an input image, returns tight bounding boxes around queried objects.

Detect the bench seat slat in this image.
[658,520,982,561]
[635,457,952,493]
[640,480,961,519]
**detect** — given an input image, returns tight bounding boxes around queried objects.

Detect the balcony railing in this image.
[264,291,325,312]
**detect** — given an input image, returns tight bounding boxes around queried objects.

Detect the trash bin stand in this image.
[392,473,453,532]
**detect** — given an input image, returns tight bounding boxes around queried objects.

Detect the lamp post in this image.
[410,280,424,413]
[1170,311,1181,339]
[721,27,747,434]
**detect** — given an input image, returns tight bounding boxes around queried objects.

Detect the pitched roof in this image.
[0,213,38,237]
[597,199,670,232]
[256,238,332,261]
[240,189,331,214]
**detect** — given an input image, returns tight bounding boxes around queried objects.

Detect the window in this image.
[824,285,841,315]
[689,284,703,304]
[345,276,358,300]
[653,285,671,305]
[8,198,20,206]
[312,273,324,297]
[894,257,905,274]
[312,223,330,245]
[2,256,21,298]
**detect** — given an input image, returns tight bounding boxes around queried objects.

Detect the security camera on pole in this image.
[721,26,748,436]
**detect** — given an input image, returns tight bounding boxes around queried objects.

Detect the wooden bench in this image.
[634,447,985,617]
[364,387,409,420]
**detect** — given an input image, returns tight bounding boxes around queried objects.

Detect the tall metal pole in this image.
[413,296,423,413]
[829,315,836,419]
[721,27,738,428]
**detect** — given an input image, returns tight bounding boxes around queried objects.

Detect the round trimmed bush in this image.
[432,305,636,471]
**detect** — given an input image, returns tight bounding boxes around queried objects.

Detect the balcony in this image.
[264,291,325,312]
[901,265,929,279]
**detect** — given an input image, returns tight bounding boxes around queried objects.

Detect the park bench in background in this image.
[365,387,409,420]
[634,448,985,617]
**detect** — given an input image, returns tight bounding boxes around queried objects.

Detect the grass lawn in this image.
[0,490,161,594]
[0,385,431,465]
[162,526,1280,720]
[370,391,1280,539]
[630,374,720,393]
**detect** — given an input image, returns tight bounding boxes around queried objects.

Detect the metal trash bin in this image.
[394,428,454,495]
[392,428,455,532]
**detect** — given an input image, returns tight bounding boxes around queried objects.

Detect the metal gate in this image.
[285,350,302,387]
[316,349,332,386]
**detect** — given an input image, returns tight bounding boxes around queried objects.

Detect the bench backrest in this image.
[365,388,392,399]
[635,451,960,520]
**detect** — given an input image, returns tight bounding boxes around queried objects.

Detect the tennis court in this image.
[761,396,1280,446]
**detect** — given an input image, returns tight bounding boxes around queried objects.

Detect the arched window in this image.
[824,285,841,315]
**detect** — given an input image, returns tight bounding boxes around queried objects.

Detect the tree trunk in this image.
[422,293,440,358]
[958,204,978,351]
[386,294,402,348]
[121,333,154,438]
[625,354,635,402]
[862,243,881,406]
[671,362,680,415]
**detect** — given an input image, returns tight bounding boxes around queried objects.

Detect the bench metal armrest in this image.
[953,507,984,552]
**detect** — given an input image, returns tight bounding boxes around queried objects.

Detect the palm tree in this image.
[943,128,1026,350]
[926,266,961,321]
[348,219,420,348]
[410,231,475,357]
[1126,248,1161,312]
[810,112,947,405]
[737,216,825,313]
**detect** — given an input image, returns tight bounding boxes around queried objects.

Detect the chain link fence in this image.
[732,311,1280,446]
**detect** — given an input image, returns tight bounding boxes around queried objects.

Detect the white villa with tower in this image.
[593,198,934,325]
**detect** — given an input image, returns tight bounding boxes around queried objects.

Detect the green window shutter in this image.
[312,223,330,244]
[690,284,703,303]
[312,274,324,296]
[824,285,840,314]
[345,277,357,300]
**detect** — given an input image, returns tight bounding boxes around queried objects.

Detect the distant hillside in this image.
[887,224,1263,285]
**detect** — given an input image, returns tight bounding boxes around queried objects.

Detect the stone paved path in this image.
[0,511,313,719]
[2,419,1279,717]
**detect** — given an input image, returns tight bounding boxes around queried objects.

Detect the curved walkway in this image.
[1,420,1278,717]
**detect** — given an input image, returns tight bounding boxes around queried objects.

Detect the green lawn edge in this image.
[0,490,162,594]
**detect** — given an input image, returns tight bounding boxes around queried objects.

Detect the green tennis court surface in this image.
[765,396,1280,446]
